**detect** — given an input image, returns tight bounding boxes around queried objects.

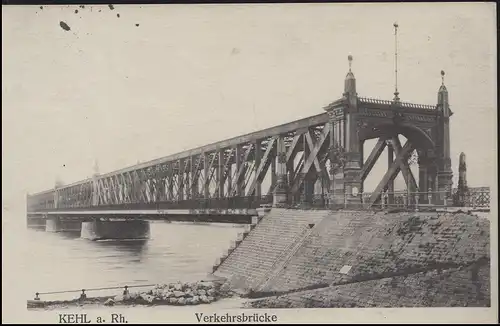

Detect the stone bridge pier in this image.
[80,218,150,241]
[39,214,150,241]
[44,216,82,233]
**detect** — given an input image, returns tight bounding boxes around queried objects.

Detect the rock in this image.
[206,289,215,296]
[192,296,200,305]
[140,294,155,304]
[178,297,186,305]
[220,282,231,293]
[200,295,209,303]
[184,289,193,297]
[198,289,206,296]
[207,296,215,303]
[169,297,178,304]
[185,297,193,305]
[104,298,115,306]
[173,291,184,298]
[174,283,183,291]
[114,294,125,302]
[165,291,174,298]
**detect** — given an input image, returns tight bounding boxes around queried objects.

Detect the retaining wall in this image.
[212,208,490,307]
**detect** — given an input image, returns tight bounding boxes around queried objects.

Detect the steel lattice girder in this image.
[367,140,415,207]
[28,113,331,210]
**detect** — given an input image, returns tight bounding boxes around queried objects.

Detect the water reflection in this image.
[58,231,81,239]
[93,239,149,257]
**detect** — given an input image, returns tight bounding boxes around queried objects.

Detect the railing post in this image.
[428,187,432,205]
[414,193,419,212]
[403,192,407,209]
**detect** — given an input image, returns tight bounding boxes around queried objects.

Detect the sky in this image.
[2,3,497,212]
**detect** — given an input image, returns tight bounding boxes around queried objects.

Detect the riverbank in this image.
[26,209,491,310]
[28,280,241,310]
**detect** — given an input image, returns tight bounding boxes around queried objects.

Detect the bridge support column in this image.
[301,136,315,206]
[273,135,288,207]
[27,216,46,229]
[418,159,428,204]
[81,219,150,241]
[343,152,363,209]
[45,216,82,233]
[387,145,395,205]
[326,55,363,209]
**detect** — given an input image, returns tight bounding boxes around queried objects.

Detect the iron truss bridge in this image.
[27,65,488,216]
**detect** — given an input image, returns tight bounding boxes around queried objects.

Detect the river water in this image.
[20,221,245,306]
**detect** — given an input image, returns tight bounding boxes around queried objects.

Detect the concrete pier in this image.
[80,219,150,241]
[26,217,46,230]
[45,218,81,233]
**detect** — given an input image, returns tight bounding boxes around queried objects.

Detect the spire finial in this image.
[348,54,353,72]
[441,70,445,85]
[393,22,400,102]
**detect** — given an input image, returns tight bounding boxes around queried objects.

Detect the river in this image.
[20,221,245,307]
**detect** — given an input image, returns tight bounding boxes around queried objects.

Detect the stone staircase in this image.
[212,208,327,291]
[210,214,264,274]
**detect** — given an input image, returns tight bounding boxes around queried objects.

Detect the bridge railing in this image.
[366,188,490,210]
[358,97,437,111]
[280,188,490,211]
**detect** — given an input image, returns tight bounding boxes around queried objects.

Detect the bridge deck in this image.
[28,208,257,216]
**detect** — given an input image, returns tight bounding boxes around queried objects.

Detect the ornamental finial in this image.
[348,55,353,72]
[441,70,445,85]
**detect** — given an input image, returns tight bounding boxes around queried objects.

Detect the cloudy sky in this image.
[2,3,496,211]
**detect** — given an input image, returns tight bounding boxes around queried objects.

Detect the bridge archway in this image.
[324,56,453,209]
[359,122,439,208]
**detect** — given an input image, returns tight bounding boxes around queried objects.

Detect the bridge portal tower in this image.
[323,56,454,209]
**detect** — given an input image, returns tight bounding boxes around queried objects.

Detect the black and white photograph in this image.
[2,2,497,324]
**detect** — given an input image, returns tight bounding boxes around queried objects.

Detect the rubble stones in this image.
[173,291,184,298]
[102,280,229,306]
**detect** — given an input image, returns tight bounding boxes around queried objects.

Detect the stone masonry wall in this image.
[213,209,326,291]
[248,260,490,308]
[260,211,490,294]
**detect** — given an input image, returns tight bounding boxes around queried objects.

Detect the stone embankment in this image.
[212,208,491,308]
